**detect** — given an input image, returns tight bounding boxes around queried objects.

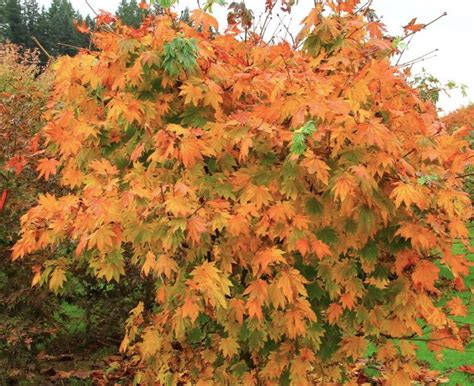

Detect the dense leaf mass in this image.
[443,104,474,130]
[442,104,474,202]
[13,2,473,384]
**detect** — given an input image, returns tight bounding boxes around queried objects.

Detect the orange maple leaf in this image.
[367,21,386,39]
[180,139,203,168]
[327,303,343,325]
[391,183,425,209]
[446,297,467,317]
[6,155,27,175]
[139,1,150,10]
[252,247,286,274]
[36,158,59,181]
[187,216,207,245]
[411,260,439,292]
[427,328,464,353]
[331,175,355,202]
[404,22,425,33]
[0,189,7,212]
[244,279,268,322]
[311,238,332,259]
[73,20,90,34]
[341,336,367,359]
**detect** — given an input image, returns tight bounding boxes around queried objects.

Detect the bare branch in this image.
[395,34,414,66]
[31,36,52,60]
[399,49,439,67]
[277,14,296,47]
[85,0,98,16]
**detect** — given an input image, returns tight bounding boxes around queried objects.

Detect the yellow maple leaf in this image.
[156,254,178,279]
[219,337,239,358]
[141,251,157,277]
[391,183,425,209]
[165,196,193,217]
[252,247,286,274]
[88,225,115,253]
[49,267,66,293]
[190,261,232,308]
[180,82,204,106]
[341,336,367,359]
[139,328,161,360]
[240,184,273,209]
[31,265,42,287]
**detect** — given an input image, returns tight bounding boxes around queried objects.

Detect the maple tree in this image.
[11,0,473,383]
[0,45,48,209]
[443,104,474,131]
[442,105,474,201]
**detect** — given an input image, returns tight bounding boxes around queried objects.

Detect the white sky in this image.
[37,0,474,113]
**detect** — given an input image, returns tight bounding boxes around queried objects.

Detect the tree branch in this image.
[31,36,52,60]
[400,12,447,42]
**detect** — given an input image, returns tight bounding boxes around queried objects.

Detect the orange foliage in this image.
[12,1,473,383]
[442,104,474,130]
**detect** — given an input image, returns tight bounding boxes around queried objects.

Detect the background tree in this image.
[443,104,474,201]
[116,0,147,28]
[0,0,91,60]
[45,0,83,56]
[1,0,27,46]
[22,0,40,49]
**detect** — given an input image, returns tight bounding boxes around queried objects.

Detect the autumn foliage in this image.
[442,104,474,131]
[11,1,473,384]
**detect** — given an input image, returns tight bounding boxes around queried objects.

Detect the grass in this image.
[415,229,474,385]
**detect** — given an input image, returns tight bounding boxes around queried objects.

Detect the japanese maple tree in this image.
[13,0,473,384]
[443,104,474,130]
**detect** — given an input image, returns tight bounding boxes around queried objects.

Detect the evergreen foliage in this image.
[0,0,150,61]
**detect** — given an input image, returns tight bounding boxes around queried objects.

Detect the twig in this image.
[398,49,439,67]
[31,36,52,60]
[277,14,295,47]
[355,0,374,14]
[57,42,88,51]
[400,12,448,42]
[280,54,293,83]
[85,0,98,16]
[260,1,277,41]
[402,55,438,68]
[84,0,117,34]
[402,148,416,158]
[395,34,414,66]
[456,172,474,179]
[267,15,284,44]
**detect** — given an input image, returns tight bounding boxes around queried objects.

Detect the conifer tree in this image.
[1,0,27,45]
[116,0,147,28]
